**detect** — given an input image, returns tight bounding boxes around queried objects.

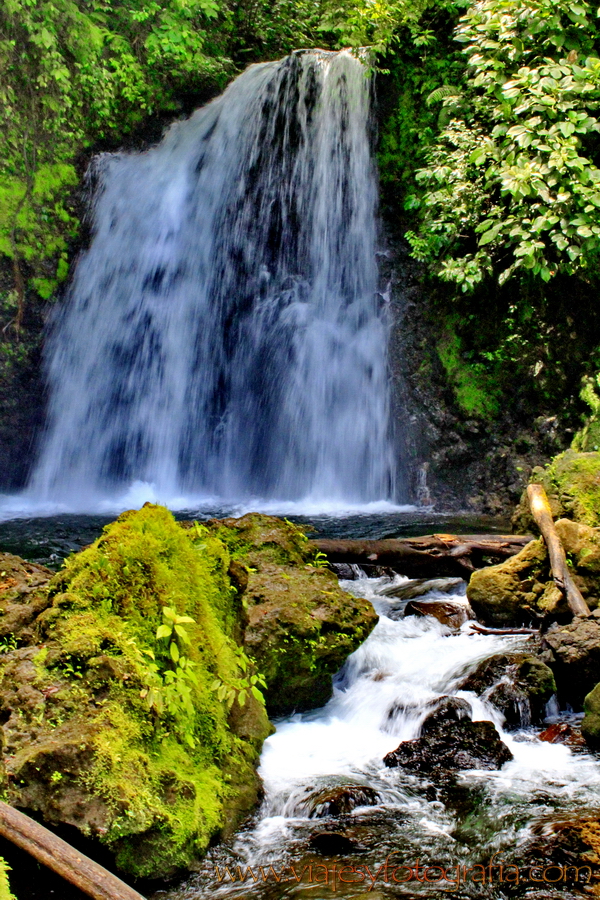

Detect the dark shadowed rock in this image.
[420,696,472,734]
[308,832,364,855]
[545,612,600,705]
[383,719,512,774]
[384,696,512,775]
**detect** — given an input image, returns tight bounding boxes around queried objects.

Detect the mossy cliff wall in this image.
[0,507,376,880]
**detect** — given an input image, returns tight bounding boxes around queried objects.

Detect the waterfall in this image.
[29,50,396,508]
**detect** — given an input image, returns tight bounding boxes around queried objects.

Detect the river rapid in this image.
[152,572,600,900]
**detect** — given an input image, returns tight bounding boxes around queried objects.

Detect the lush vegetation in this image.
[406,0,600,291]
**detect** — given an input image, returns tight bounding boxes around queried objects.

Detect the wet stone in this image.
[378,577,465,601]
[305,785,380,818]
[384,715,512,774]
[404,599,473,629]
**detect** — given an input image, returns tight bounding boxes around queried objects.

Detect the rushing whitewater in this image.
[169,576,600,900]
[29,51,395,507]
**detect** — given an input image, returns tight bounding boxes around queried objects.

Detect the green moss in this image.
[210,513,378,716]
[538,452,600,527]
[437,325,501,419]
[0,858,14,900]
[582,682,600,749]
[0,505,271,879]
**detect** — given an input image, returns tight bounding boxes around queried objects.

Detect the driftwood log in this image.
[526,483,590,618]
[310,533,533,578]
[0,801,146,900]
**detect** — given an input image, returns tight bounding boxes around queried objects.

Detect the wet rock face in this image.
[582,683,600,748]
[545,611,600,706]
[379,577,465,601]
[539,722,586,748]
[209,514,378,717]
[383,697,512,774]
[467,518,600,626]
[458,653,556,728]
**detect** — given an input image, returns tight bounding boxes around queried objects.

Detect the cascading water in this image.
[161,576,600,900]
[28,50,396,510]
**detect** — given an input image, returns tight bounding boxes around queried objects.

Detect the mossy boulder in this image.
[513,450,600,531]
[208,514,378,716]
[582,683,600,748]
[458,652,556,727]
[0,505,272,879]
[467,519,600,626]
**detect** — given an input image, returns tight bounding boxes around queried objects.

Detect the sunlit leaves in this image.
[408,0,600,287]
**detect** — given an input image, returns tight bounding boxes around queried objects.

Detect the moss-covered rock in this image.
[459,652,556,727]
[513,450,600,531]
[467,519,600,626]
[208,514,378,716]
[582,683,600,748]
[0,505,272,879]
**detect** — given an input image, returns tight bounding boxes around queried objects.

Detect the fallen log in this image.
[310,533,533,578]
[0,801,146,900]
[468,623,539,636]
[526,484,590,618]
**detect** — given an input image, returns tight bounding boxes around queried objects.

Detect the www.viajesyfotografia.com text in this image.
[212,853,592,892]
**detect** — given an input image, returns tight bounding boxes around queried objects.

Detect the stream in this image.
[153,571,600,900]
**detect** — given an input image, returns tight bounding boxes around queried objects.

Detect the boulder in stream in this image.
[0,507,274,879]
[582,683,600,748]
[545,610,600,706]
[458,652,556,728]
[383,697,512,774]
[404,598,473,629]
[207,514,378,716]
[467,518,600,626]
[304,784,380,818]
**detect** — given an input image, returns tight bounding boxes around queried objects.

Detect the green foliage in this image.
[0,858,14,900]
[378,0,469,213]
[0,0,233,306]
[407,0,600,288]
[572,373,600,451]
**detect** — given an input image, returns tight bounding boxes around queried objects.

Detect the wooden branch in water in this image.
[526,483,590,619]
[0,801,146,900]
[468,623,539,636]
[310,534,533,578]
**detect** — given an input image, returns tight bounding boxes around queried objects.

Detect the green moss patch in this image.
[513,450,600,531]
[210,514,379,716]
[0,505,271,878]
[437,325,501,420]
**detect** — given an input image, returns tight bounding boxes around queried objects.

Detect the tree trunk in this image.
[310,534,533,578]
[526,483,590,618]
[0,801,146,900]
